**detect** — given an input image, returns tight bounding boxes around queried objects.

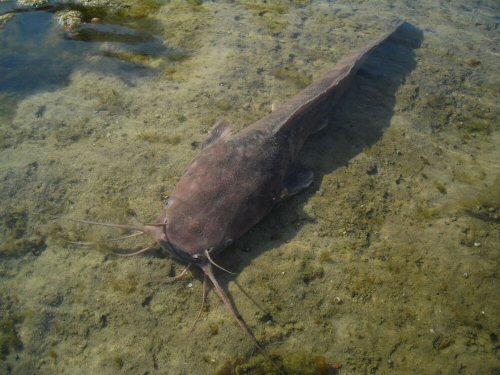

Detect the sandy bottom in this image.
[0,0,498,374]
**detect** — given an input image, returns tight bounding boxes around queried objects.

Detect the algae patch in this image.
[159,0,210,49]
[459,117,492,135]
[115,0,162,19]
[241,0,311,15]
[215,349,340,375]
[0,316,23,360]
[136,131,182,145]
[0,206,46,257]
[272,65,312,89]
[455,175,500,222]
[52,119,94,146]
[240,0,312,34]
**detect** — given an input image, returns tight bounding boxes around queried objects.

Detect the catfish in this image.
[72,20,405,352]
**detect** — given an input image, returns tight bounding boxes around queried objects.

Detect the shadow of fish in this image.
[73,20,406,353]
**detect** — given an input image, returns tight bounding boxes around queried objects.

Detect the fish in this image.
[72,20,406,354]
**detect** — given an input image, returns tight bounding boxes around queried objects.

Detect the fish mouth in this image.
[158,239,203,264]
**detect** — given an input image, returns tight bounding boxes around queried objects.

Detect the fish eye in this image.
[207,247,214,252]
[225,239,233,247]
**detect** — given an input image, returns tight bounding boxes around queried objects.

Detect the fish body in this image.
[155,21,404,264]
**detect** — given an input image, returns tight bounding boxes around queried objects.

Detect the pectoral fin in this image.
[202,119,232,149]
[279,169,314,200]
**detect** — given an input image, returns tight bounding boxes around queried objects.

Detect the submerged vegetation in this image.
[272,65,312,89]
[0,316,23,360]
[136,130,182,145]
[0,207,46,257]
[240,0,312,34]
[215,350,340,375]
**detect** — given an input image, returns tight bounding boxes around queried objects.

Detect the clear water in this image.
[0,1,498,374]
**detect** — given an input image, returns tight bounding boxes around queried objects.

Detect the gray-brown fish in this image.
[74,20,405,351]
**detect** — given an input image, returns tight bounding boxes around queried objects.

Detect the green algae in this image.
[102,50,164,69]
[433,180,447,194]
[480,79,500,97]
[301,264,325,285]
[318,249,333,264]
[240,0,311,34]
[52,119,93,146]
[115,0,162,19]
[159,0,210,49]
[136,130,182,145]
[0,316,23,360]
[215,350,338,375]
[215,99,233,112]
[95,88,123,113]
[454,175,500,220]
[272,65,312,89]
[187,0,204,5]
[3,207,28,239]
[175,113,187,122]
[110,275,138,295]
[241,0,311,15]
[452,166,486,184]
[84,197,137,228]
[460,117,492,135]
[0,236,46,257]
[0,206,46,257]
[48,349,58,362]
[112,356,124,369]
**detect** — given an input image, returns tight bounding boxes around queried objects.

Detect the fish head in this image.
[156,196,235,265]
[154,154,239,265]
[153,125,279,266]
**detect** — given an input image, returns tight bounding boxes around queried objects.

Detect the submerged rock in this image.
[0,13,16,29]
[71,0,115,6]
[17,0,115,7]
[16,0,49,8]
[55,9,83,31]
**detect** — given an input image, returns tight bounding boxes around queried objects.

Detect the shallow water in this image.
[0,0,499,374]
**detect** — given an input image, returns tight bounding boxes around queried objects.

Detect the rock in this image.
[56,9,83,31]
[16,0,49,8]
[72,0,116,7]
[0,13,15,29]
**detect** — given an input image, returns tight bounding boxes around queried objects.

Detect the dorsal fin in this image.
[202,119,232,149]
